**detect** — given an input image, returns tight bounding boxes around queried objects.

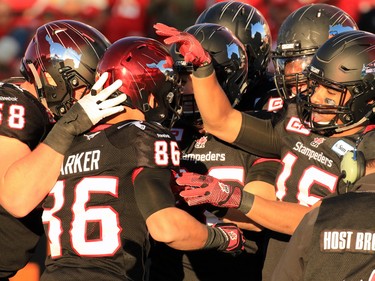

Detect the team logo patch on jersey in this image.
[195,136,207,148]
[286,117,310,135]
[84,131,101,140]
[310,137,326,148]
[267,97,283,112]
[331,140,354,156]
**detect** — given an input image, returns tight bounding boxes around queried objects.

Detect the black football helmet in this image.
[196,1,271,90]
[20,20,110,118]
[96,36,182,126]
[296,30,375,136]
[172,23,248,106]
[272,4,358,101]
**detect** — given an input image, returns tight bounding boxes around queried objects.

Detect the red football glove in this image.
[214,223,245,254]
[153,23,211,67]
[177,173,242,208]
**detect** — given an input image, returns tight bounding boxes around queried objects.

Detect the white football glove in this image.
[43,72,126,154]
[78,72,126,125]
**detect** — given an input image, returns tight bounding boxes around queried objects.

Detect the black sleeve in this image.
[234,112,281,158]
[247,158,280,185]
[133,167,176,220]
[271,208,319,281]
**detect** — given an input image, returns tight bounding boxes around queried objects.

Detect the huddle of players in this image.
[0,1,374,281]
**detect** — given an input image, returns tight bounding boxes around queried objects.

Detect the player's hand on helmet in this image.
[43,72,126,155]
[77,71,126,126]
[154,23,211,67]
[177,173,242,208]
[177,173,254,214]
[206,223,245,255]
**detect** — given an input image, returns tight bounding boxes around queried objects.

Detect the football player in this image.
[149,21,279,281]
[0,20,125,280]
[261,4,358,278]
[274,66,375,279]
[39,36,245,281]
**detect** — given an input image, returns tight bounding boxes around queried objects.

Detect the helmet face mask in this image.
[296,30,375,136]
[21,20,111,118]
[297,81,352,136]
[273,55,312,99]
[272,3,358,102]
[96,36,182,127]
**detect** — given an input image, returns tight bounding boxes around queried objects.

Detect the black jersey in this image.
[236,102,367,205]
[305,189,375,280]
[0,82,53,148]
[273,173,375,281]
[41,120,179,281]
[148,121,279,281]
[235,102,373,280]
[0,82,53,279]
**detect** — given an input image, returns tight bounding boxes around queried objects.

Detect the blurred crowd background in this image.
[0,0,374,80]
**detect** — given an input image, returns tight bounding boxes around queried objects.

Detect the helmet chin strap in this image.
[335,107,375,133]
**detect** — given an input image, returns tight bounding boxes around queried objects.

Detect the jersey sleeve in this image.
[133,167,176,219]
[0,83,53,150]
[234,112,281,158]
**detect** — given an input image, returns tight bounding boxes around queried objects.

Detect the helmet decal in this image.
[227,43,242,60]
[146,60,173,76]
[329,24,358,38]
[251,22,267,39]
[46,35,82,69]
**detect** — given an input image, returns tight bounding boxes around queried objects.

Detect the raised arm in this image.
[154,23,242,143]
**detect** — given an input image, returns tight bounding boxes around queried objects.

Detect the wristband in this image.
[202,226,226,250]
[43,103,92,155]
[238,191,254,214]
[43,123,75,155]
[193,62,214,78]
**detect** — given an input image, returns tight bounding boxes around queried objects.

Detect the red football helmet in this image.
[21,20,111,117]
[96,36,182,126]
